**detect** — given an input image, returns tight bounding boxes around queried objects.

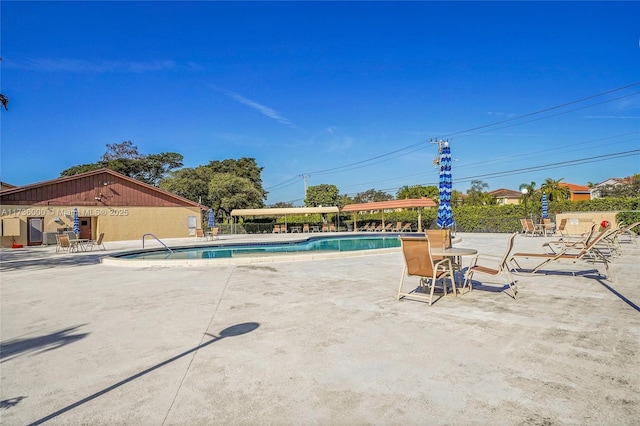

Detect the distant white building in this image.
[591,176,633,198]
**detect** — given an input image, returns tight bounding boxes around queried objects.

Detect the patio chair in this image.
[617,221,639,245]
[196,228,205,239]
[86,233,106,251]
[556,218,568,238]
[56,234,73,254]
[543,223,598,254]
[398,236,456,305]
[322,223,329,232]
[359,222,373,232]
[208,227,219,241]
[392,222,403,232]
[303,224,310,233]
[542,218,554,236]
[329,224,336,232]
[272,224,281,233]
[462,233,518,299]
[425,229,459,276]
[509,226,613,278]
[372,223,384,232]
[382,223,393,232]
[399,223,412,232]
[526,219,544,236]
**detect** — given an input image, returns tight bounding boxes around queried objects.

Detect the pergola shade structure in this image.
[341,198,437,232]
[230,206,340,233]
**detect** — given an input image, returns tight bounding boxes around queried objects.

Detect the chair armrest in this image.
[468,253,502,267]
[434,258,453,269]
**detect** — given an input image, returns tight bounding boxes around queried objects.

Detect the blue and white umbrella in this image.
[208,209,216,229]
[436,142,455,229]
[72,207,80,236]
[541,192,549,219]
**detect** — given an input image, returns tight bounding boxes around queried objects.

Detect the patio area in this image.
[1,232,639,424]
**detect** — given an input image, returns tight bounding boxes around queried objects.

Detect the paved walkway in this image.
[1,233,639,425]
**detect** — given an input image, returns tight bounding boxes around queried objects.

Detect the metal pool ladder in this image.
[142,233,173,253]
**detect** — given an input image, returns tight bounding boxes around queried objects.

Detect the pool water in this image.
[117,235,404,260]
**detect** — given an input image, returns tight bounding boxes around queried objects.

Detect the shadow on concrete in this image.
[0,254,105,272]
[1,396,27,410]
[465,281,512,293]
[590,275,640,313]
[1,325,90,363]
[28,322,260,426]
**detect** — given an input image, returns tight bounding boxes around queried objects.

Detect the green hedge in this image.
[236,197,640,234]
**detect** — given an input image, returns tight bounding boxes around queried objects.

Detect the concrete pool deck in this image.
[1,232,639,425]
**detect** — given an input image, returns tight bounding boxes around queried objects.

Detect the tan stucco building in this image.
[0,169,205,248]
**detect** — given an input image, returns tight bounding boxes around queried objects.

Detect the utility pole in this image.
[430,138,448,167]
[300,175,310,200]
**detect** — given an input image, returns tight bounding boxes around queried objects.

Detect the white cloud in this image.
[584,115,640,119]
[217,88,296,128]
[6,57,175,73]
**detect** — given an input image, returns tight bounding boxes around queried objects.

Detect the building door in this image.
[79,217,92,240]
[27,217,44,246]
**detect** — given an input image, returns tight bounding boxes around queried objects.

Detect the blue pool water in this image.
[116,234,406,260]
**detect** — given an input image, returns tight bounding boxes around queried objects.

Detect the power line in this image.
[339,149,640,196]
[443,82,640,139]
[267,81,640,187]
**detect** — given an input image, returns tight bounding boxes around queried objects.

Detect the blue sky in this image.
[2,1,639,205]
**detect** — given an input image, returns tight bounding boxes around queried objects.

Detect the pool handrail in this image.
[142,233,173,253]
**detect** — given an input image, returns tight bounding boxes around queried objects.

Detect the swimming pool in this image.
[104,234,413,266]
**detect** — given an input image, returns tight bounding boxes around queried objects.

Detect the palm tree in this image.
[540,178,570,201]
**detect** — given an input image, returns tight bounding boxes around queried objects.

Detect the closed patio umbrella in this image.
[541,192,549,219]
[436,141,455,230]
[208,209,216,229]
[72,207,80,237]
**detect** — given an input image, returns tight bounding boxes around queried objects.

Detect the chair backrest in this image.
[196,228,204,238]
[58,234,70,248]
[582,223,599,246]
[525,219,536,231]
[557,218,567,233]
[500,233,518,266]
[96,233,105,244]
[520,219,528,231]
[575,226,613,257]
[400,236,435,278]
[425,229,451,248]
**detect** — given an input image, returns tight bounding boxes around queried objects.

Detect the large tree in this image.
[159,157,267,210]
[207,158,267,201]
[353,188,394,203]
[305,184,340,207]
[209,173,264,218]
[60,141,183,186]
[465,180,494,205]
[396,185,439,200]
[158,165,214,205]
